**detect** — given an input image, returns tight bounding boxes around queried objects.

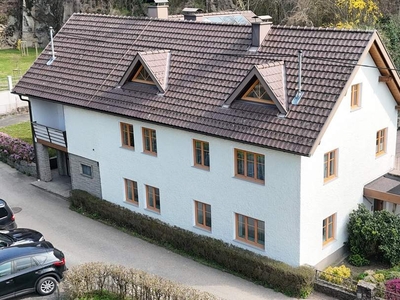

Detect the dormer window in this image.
[242,79,274,104]
[132,65,155,85]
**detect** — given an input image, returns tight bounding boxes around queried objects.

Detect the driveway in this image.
[0,162,336,300]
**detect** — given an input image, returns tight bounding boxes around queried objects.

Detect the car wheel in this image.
[36,276,57,296]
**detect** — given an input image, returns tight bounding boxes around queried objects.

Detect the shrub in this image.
[0,132,35,163]
[348,254,370,267]
[320,265,351,285]
[69,190,315,298]
[385,278,400,300]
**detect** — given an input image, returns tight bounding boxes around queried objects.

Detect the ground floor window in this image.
[81,164,92,177]
[124,179,138,205]
[235,213,265,248]
[146,185,160,212]
[195,201,211,231]
[322,213,336,245]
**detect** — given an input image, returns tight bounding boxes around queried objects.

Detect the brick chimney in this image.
[148,0,169,19]
[252,15,272,47]
[182,8,203,21]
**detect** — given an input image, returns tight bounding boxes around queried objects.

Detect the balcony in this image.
[32,122,67,152]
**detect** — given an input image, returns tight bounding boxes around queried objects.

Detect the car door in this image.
[0,261,15,298]
[9,256,37,295]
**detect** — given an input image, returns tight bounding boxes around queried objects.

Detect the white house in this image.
[13,7,400,269]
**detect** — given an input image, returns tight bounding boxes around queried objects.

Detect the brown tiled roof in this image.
[14,14,380,155]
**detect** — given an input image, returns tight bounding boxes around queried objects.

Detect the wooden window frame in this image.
[241,79,274,105]
[146,185,160,213]
[124,178,138,205]
[235,213,265,249]
[324,149,338,183]
[120,122,134,149]
[376,128,387,157]
[322,213,336,245]
[194,201,211,231]
[234,149,265,184]
[131,65,155,85]
[142,128,157,155]
[350,83,361,109]
[193,140,210,170]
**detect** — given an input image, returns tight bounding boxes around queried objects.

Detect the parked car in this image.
[0,228,44,248]
[0,200,17,231]
[0,241,66,299]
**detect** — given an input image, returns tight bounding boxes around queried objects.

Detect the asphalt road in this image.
[0,162,336,300]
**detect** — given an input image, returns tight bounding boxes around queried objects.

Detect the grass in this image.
[0,121,32,144]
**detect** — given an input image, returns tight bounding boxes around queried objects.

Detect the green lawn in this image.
[0,121,32,144]
[0,48,42,81]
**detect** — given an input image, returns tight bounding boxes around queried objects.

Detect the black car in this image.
[0,228,44,248]
[0,200,17,231]
[0,241,66,299]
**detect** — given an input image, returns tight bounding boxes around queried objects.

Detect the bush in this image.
[64,262,218,300]
[69,190,315,298]
[348,254,370,267]
[0,132,35,163]
[385,278,400,300]
[320,265,351,285]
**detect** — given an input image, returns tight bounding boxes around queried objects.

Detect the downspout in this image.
[17,95,40,180]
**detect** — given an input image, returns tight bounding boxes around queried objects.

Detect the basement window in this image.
[81,164,92,177]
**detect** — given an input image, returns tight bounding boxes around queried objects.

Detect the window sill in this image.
[145,208,160,214]
[193,165,210,171]
[124,200,138,207]
[194,225,212,233]
[81,173,93,179]
[350,106,361,112]
[322,239,336,248]
[234,239,265,251]
[323,176,337,185]
[375,152,386,158]
[120,146,135,151]
[142,151,157,157]
[234,175,265,185]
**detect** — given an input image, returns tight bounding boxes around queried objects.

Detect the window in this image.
[146,185,160,212]
[0,262,11,277]
[15,257,32,272]
[81,164,92,177]
[236,213,265,248]
[376,128,387,156]
[235,149,265,183]
[124,179,138,205]
[351,84,360,109]
[132,65,155,85]
[193,140,210,169]
[121,123,134,149]
[324,149,337,182]
[242,79,273,104]
[143,128,157,155]
[322,214,336,245]
[195,201,211,230]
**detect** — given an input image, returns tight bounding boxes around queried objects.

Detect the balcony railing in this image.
[32,122,67,152]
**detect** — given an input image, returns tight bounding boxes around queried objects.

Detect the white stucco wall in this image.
[30,97,65,130]
[298,53,398,266]
[64,106,303,266]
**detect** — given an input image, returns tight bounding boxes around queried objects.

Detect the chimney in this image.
[182,8,203,21]
[148,0,169,19]
[251,15,272,48]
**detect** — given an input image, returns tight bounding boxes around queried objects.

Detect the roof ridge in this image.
[273,24,374,33]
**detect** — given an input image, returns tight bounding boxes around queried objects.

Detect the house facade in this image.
[13,8,400,268]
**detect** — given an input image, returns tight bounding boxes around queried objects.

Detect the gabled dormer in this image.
[224,61,288,114]
[119,50,171,94]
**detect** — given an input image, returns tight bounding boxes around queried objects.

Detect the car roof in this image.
[0,241,53,262]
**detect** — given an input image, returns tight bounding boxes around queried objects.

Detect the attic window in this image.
[241,79,273,104]
[132,65,155,85]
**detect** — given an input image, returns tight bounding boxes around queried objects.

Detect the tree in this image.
[335,0,381,28]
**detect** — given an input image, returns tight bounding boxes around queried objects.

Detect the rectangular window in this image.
[324,149,337,182]
[121,123,134,149]
[351,84,360,109]
[235,149,265,183]
[143,128,157,155]
[236,213,265,248]
[195,201,211,230]
[146,185,160,212]
[322,214,336,245]
[81,164,92,177]
[193,140,210,169]
[124,179,138,205]
[376,128,387,156]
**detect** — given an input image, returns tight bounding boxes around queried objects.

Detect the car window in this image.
[14,257,32,272]
[0,234,12,244]
[32,255,47,266]
[0,262,12,277]
[0,208,7,218]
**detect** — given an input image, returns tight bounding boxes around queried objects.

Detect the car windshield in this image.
[0,233,13,246]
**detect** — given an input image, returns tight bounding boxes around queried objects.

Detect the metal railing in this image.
[32,122,67,151]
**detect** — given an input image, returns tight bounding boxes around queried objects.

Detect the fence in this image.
[0,76,20,92]
[0,75,28,115]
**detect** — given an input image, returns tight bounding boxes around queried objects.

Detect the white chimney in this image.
[148,0,169,19]
[251,15,272,48]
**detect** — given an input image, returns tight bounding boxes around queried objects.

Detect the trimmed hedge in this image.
[69,190,315,298]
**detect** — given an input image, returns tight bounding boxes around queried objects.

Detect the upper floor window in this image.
[124,178,138,205]
[121,123,134,149]
[143,128,157,155]
[193,140,210,169]
[242,79,274,105]
[146,185,160,213]
[324,149,337,182]
[322,213,336,245]
[132,65,155,85]
[236,213,265,248]
[376,128,387,156]
[195,201,211,231]
[351,83,361,109]
[235,149,265,184]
